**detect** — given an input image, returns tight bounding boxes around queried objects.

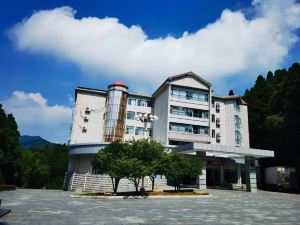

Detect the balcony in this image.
[168,132,211,143]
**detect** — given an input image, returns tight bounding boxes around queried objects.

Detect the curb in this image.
[69,194,212,199]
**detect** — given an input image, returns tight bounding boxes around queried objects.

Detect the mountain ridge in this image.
[20,135,53,149]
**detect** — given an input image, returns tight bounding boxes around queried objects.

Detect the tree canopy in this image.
[243,62,300,188]
[93,141,130,192]
[165,153,202,191]
[0,104,21,185]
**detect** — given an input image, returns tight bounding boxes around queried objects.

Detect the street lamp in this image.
[135,113,158,139]
[135,113,158,188]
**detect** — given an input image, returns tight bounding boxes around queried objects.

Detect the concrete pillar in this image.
[237,164,242,185]
[196,152,206,189]
[245,157,257,193]
[220,165,224,184]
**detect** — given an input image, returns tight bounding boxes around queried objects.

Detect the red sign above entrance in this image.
[209,160,223,166]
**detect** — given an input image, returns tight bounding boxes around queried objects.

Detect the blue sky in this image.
[0,0,299,143]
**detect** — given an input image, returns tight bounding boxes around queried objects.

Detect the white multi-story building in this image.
[67,72,273,192]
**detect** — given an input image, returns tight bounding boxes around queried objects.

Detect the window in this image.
[212,129,215,138]
[126,126,134,134]
[170,105,209,119]
[169,122,209,135]
[212,114,215,122]
[135,127,145,136]
[128,98,136,105]
[234,115,241,129]
[235,131,242,144]
[171,89,180,97]
[137,99,145,106]
[171,88,208,102]
[127,111,135,120]
[212,99,215,108]
[234,99,241,111]
[169,140,191,146]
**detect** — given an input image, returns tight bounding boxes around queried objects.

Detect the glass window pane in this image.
[127,111,135,120]
[128,98,136,105]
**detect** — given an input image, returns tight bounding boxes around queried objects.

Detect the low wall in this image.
[64,172,168,192]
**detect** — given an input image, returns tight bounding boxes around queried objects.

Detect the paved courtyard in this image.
[0,189,300,225]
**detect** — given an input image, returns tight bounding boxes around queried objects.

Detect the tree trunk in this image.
[111,177,120,193]
[134,178,140,192]
[114,178,120,193]
[150,176,155,191]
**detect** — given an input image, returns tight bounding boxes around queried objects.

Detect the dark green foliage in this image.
[0,104,21,185]
[165,153,202,191]
[0,105,68,188]
[20,135,53,148]
[20,144,68,189]
[243,63,300,189]
[93,142,130,193]
[129,139,168,191]
[94,139,184,192]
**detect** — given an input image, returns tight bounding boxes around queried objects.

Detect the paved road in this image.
[0,189,300,225]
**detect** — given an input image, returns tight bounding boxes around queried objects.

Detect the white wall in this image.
[68,155,94,173]
[70,92,106,144]
[153,86,170,145]
[171,76,209,91]
[210,99,226,145]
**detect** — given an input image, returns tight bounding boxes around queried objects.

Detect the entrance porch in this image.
[173,142,274,193]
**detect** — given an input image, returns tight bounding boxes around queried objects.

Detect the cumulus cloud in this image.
[8,0,300,86]
[2,91,72,143]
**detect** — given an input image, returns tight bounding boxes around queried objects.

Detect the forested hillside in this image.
[243,63,300,187]
[20,135,53,149]
[0,104,68,188]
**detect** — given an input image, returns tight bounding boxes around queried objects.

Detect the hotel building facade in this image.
[67,72,274,192]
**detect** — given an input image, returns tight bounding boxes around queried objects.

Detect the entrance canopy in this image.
[173,143,274,159]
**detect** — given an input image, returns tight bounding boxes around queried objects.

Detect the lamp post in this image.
[135,113,158,188]
[135,113,158,139]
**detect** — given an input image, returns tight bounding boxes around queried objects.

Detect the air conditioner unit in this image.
[216,118,220,127]
[82,127,87,133]
[85,107,91,114]
[216,133,221,142]
[216,103,220,112]
[84,117,89,122]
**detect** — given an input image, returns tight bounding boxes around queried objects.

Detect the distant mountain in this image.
[20,135,53,149]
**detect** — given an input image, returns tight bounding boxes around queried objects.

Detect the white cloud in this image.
[8,0,300,86]
[2,91,72,143]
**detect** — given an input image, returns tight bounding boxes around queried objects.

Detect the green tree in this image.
[21,149,49,188]
[0,104,21,185]
[19,144,68,189]
[166,153,202,191]
[44,144,68,189]
[243,62,300,190]
[123,157,148,192]
[130,139,168,190]
[93,142,130,193]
